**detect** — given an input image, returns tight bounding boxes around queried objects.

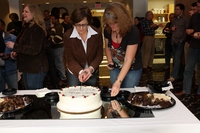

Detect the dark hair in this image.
[175,3,185,11]
[191,2,197,7]
[70,5,92,25]
[145,11,153,18]
[51,7,60,17]
[9,13,19,21]
[0,19,5,27]
[50,14,59,20]
[44,10,49,13]
[135,17,143,21]
[197,0,200,4]
[62,13,69,19]
[92,17,101,28]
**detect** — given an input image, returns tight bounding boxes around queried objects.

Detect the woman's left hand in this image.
[78,68,92,83]
[111,81,121,96]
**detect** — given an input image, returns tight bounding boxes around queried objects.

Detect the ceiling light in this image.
[83,0,87,3]
[46,2,50,4]
[109,0,112,2]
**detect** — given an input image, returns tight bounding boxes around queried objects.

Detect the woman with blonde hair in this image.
[6,4,48,90]
[103,2,142,96]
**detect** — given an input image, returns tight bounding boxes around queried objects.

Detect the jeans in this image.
[23,70,46,90]
[165,38,173,67]
[110,67,142,88]
[53,46,66,81]
[171,41,184,79]
[0,67,18,91]
[183,48,200,94]
[67,70,98,86]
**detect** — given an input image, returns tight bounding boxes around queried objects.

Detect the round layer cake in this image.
[57,86,102,118]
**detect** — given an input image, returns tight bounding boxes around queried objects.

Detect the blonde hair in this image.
[103,2,133,37]
[24,4,47,36]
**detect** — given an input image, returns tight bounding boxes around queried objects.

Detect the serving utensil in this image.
[80,82,82,90]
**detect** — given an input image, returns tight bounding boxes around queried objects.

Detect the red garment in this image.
[112,40,120,49]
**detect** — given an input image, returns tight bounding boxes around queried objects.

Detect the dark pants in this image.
[46,46,59,88]
[171,41,185,79]
[165,38,173,67]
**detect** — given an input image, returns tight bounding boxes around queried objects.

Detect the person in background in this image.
[185,2,197,64]
[64,5,103,86]
[0,19,18,90]
[50,14,67,87]
[43,10,51,34]
[44,9,60,89]
[0,31,5,55]
[103,2,142,96]
[189,2,200,90]
[61,13,73,33]
[0,28,6,92]
[176,0,200,100]
[6,13,22,36]
[6,4,48,90]
[168,3,189,82]
[141,11,163,73]
[134,17,143,48]
[162,13,175,70]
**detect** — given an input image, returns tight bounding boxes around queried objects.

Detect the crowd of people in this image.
[0,1,200,112]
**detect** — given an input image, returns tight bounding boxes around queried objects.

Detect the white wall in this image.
[133,0,148,18]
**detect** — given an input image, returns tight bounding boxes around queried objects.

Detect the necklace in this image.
[116,32,119,39]
[113,31,119,39]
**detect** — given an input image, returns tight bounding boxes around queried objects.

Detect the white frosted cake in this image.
[57,86,102,119]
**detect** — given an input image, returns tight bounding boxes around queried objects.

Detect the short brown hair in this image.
[103,2,133,37]
[70,5,92,25]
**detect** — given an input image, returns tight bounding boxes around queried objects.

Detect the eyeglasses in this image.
[74,23,88,28]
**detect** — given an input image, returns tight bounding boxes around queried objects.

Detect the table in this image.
[0,88,200,133]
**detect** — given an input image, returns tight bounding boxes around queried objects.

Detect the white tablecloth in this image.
[0,88,200,133]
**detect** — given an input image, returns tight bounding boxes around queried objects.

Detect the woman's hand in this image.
[6,41,15,49]
[107,62,114,70]
[111,100,122,112]
[110,80,121,96]
[78,68,93,83]
[10,51,17,59]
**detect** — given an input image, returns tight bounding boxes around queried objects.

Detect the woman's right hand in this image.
[111,81,121,96]
[107,62,114,70]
